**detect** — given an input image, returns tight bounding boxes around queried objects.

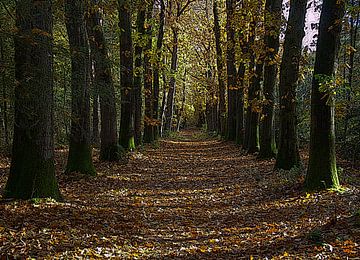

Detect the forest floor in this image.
[0,129,359,259]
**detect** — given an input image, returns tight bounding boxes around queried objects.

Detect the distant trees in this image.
[4,0,61,200]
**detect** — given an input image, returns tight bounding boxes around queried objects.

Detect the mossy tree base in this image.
[5,151,62,201]
[65,141,96,176]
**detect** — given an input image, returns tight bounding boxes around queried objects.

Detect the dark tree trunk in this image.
[305,0,345,190]
[236,62,245,145]
[244,29,256,151]
[0,28,9,150]
[275,0,307,170]
[225,0,237,141]
[177,72,187,131]
[258,0,282,159]
[65,0,96,176]
[160,68,167,137]
[87,0,119,161]
[119,0,135,150]
[247,62,262,153]
[4,0,62,200]
[92,91,100,146]
[134,7,146,146]
[213,0,226,136]
[153,0,165,140]
[164,28,178,133]
[143,3,155,143]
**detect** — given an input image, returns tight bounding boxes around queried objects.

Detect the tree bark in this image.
[87,0,119,161]
[305,0,345,190]
[4,0,62,200]
[134,6,146,146]
[153,0,165,140]
[247,62,262,153]
[258,0,282,159]
[164,28,178,133]
[275,0,307,170]
[65,0,96,176]
[213,0,226,136]
[143,3,155,143]
[119,0,135,150]
[225,0,237,141]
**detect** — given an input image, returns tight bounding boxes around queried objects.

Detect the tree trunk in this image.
[213,0,226,136]
[143,3,155,143]
[225,0,237,141]
[275,0,307,170]
[258,0,282,159]
[119,0,135,150]
[164,28,178,133]
[305,0,345,190]
[247,62,262,153]
[134,7,146,146]
[0,29,9,150]
[236,62,245,145]
[4,0,62,200]
[92,91,100,146]
[153,0,165,140]
[177,73,187,131]
[87,0,119,161]
[65,0,96,176]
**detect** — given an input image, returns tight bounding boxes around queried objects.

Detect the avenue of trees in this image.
[0,0,359,200]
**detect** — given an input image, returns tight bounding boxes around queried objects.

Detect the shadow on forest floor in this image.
[0,129,359,258]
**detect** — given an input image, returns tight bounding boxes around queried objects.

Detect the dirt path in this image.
[0,129,359,258]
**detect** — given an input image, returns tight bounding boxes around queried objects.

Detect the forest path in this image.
[0,129,359,258]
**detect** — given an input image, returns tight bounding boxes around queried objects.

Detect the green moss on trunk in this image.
[5,151,61,200]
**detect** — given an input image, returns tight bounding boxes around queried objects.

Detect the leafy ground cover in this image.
[0,129,359,259]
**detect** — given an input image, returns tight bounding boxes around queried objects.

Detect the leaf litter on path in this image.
[0,129,359,259]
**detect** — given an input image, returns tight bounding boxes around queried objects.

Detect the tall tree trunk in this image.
[153,0,165,140]
[65,0,96,176]
[177,71,187,131]
[134,7,146,146]
[247,62,262,153]
[164,28,178,133]
[236,62,245,145]
[4,0,62,199]
[225,0,237,141]
[92,91,100,146]
[275,0,307,170]
[258,0,282,159]
[244,28,256,151]
[0,28,9,150]
[143,3,155,143]
[160,67,167,137]
[87,0,119,161]
[213,0,226,136]
[119,0,135,150]
[305,0,345,190]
